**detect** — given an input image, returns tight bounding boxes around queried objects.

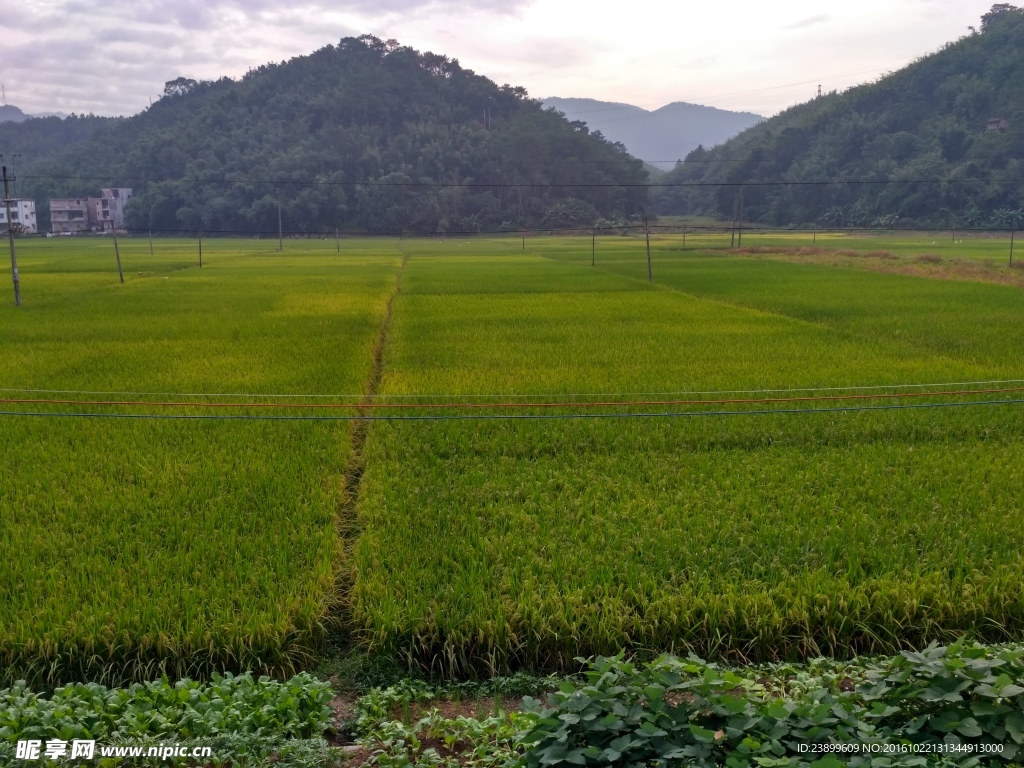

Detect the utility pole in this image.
[730,193,738,248]
[277,194,283,252]
[111,223,124,284]
[644,217,652,282]
[2,165,20,306]
[198,231,203,267]
[149,229,154,257]
[1012,230,1016,267]
[682,226,686,248]
[591,226,595,266]
[336,227,340,254]
[737,189,744,247]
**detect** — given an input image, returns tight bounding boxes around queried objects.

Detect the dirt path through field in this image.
[334,252,409,626]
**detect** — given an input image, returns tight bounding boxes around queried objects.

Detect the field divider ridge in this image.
[333,252,409,634]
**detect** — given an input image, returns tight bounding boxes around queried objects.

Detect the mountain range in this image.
[0,105,67,123]
[541,98,763,170]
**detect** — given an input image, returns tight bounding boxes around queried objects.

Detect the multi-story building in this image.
[50,188,133,233]
[0,199,38,234]
[50,198,92,234]
[88,188,133,231]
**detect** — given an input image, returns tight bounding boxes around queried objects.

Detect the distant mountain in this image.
[655,4,1024,228]
[0,36,648,234]
[0,105,30,123]
[0,106,69,123]
[541,97,763,169]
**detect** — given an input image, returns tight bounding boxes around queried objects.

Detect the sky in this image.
[0,0,1001,118]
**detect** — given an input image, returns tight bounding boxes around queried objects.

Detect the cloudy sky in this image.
[1,0,999,118]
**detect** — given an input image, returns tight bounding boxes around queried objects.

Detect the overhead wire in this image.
[1,398,1022,422]
[2,378,1023,401]
[2,385,1024,412]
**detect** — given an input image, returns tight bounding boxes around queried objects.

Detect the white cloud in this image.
[0,0,1001,117]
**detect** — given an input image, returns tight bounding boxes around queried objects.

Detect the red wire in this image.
[2,386,1023,410]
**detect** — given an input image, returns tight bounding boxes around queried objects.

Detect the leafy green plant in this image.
[0,672,335,766]
[519,642,1024,767]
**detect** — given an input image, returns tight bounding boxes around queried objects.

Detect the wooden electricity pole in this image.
[644,217,652,282]
[730,194,737,248]
[592,226,595,266]
[1012,230,1016,267]
[111,223,124,283]
[149,229,154,257]
[277,195,283,252]
[737,190,745,247]
[2,166,19,306]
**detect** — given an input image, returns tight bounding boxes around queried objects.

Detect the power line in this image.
[0,378,1018,401]
[0,398,1021,422]
[1,378,1022,400]
[14,174,1004,188]
[3,386,1022,412]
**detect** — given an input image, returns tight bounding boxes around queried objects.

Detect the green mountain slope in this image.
[0,36,647,234]
[655,4,1024,229]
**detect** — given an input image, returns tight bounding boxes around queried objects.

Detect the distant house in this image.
[88,188,133,231]
[987,117,1008,133]
[0,199,38,234]
[50,198,91,234]
[50,188,132,233]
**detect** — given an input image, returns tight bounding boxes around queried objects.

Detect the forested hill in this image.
[655,4,1024,229]
[0,36,647,234]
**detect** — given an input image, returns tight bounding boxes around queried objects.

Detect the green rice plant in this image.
[0,239,404,684]
[351,246,1024,673]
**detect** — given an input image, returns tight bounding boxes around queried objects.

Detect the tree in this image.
[162,78,200,98]
[981,4,1022,30]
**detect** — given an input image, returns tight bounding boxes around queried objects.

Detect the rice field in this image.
[4,232,1024,681]
[0,236,402,683]
[351,237,1024,673]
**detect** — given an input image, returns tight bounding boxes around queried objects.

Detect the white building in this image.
[0,199,38,234]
